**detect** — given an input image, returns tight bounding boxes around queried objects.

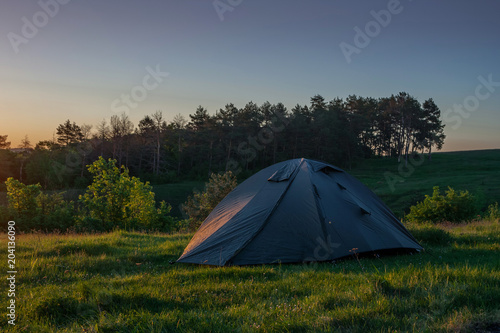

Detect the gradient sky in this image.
[1,0,499,151]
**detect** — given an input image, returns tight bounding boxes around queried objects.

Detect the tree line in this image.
[0,92,445,189]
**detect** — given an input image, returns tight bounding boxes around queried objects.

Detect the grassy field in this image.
[0,149,499,332]
[1,149,498,218]
[0,220,499,332]
[349,149,500,217]
[152,149,500,219]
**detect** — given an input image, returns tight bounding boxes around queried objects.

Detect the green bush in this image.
[79,157,174,232]
[33,192,75,231]
[3,178,76,232]
[0,205,14,231]
[182,171,237,230]
[486,202,500,222]
[406,186,477,223]
[5,177,41,218]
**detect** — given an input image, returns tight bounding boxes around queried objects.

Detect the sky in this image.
[0,0,499,152]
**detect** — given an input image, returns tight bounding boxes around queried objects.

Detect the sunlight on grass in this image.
[0,220,498,332]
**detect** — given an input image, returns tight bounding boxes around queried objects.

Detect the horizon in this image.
[1,0,499,152]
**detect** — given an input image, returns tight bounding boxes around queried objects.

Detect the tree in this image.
[171,114,187,175]
[152,111,166,175]
[19,135,32,149]
[79,157,173,230]
[96,119,110,156]
[188,106,217,175]
[5,177,41,217]
[35,140,55,150]
[14,135,33,182]
[81,124,93,141]
[56,120,83,146]
[137,112,166,176]
[0,149,16,182]
[381,93,423,165]
[217,103,240,169]
[0,135,11,149]
[110,113,134,165]
[25,149,54,188]
[289,104,312,159]
[182,171,237,230]
[420,98,446,160]
[138,115,156,174]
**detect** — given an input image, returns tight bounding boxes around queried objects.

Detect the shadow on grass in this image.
[37,243,119,257]
[409,225,453,246]
[33,292,195,327]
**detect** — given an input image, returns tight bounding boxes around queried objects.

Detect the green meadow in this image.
[347,149,500,217]
[151,149,500,219]
[1,221,499,332]
[1,149,500,332]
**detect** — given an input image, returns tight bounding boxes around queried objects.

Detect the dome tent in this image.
[178,158,422,266]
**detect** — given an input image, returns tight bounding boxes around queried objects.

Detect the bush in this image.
[182,171,237,230]
[5,177,41,218]
[0,205,14,231]
[486,202,500,222]
[33,192,75,231]
[79,157,174,232]
[406,186,477,223]
[4,178,76,232]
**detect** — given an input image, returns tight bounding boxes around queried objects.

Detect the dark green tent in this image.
[178,158,422,266]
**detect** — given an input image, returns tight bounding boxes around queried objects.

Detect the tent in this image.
[177,158,422,266]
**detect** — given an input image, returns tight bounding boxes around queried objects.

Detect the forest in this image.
[0,92,445,189]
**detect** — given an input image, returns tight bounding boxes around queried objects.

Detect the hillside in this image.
[153,149,500,218]
[1,149,499,219]
[349,149,500,217]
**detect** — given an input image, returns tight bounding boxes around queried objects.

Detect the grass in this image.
[1,149,500,331]
[349,149,500,217]
[152,149,500,219]
[1,149,499,219]
[1,219,499,332]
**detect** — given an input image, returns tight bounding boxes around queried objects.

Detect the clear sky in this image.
[1,0,499,151]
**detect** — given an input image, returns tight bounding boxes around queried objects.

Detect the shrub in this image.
[33,192,75,231]
[406,186,477,223]
[0,205,14,231]
[4,178,76,232]
[5,177,41,218]
[79,157,174,231]
[486,202,500,222]
[182,171,237,230]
